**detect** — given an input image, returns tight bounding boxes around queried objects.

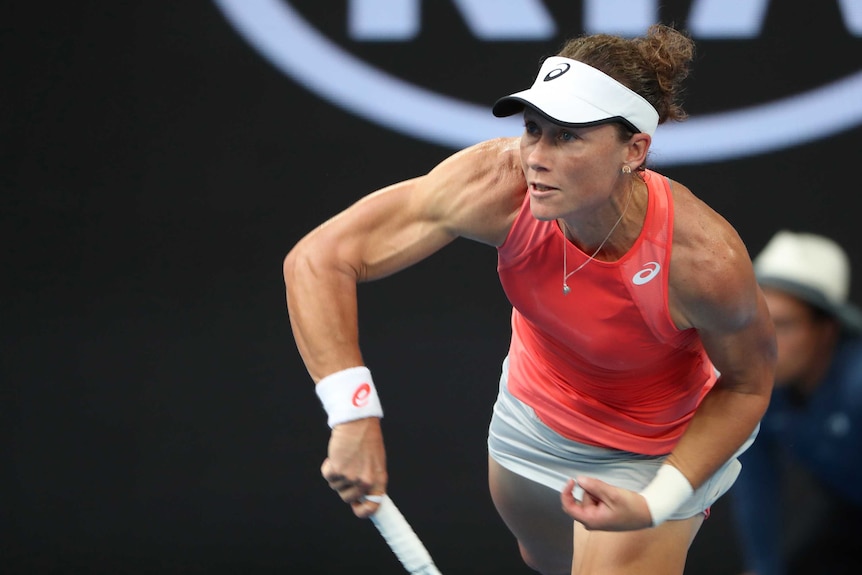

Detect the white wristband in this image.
[315,366,383,428]
[639,464,694,526]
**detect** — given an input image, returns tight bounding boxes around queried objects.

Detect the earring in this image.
[622,165,632,174]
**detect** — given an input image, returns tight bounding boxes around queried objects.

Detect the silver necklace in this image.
[561,184,633,295]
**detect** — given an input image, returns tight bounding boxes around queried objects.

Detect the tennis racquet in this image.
[367,494,443,575]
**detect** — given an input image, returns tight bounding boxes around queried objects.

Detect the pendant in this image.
[562,284,571,295]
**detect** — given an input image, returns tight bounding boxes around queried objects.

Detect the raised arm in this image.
[283,137,525,516]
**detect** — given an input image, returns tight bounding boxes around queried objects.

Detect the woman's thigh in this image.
[571,515,702,575]
[489,456,574,575]
[489,456,704,575]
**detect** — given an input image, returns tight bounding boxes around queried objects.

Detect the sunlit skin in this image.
[762,287,839,394]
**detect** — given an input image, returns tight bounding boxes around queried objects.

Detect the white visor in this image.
[493,57,659,136]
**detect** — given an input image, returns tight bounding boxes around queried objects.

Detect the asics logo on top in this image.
[213,0,862,165]
[632,262,661,285]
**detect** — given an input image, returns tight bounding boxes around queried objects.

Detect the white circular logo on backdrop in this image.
[213,0,862,165]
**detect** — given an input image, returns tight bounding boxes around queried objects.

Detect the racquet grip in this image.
[370,495,442,575]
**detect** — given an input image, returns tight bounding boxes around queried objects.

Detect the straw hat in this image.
[754,230,862,334]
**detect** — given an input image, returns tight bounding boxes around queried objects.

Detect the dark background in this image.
[5,2,861,574]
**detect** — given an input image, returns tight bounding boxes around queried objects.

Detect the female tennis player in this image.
[284,24,776,575]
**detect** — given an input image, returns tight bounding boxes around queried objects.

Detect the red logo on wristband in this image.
[352,383,371,407]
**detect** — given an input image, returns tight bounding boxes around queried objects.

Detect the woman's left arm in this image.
[664,275,775,488]
[561,187,777,531]
[662,204,777,492]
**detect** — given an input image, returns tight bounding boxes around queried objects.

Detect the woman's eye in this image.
[524,121,539,135]
[559,131,575,141]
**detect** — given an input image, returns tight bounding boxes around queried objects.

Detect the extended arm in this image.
[284,138,523,381]
[283,138,525,516]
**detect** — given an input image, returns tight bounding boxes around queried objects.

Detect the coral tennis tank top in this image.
[496,170,717,455]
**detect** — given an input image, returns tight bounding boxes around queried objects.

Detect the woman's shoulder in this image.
[665,178,759,329]
[443,137,523,178]
[424,137,527,246]
[667,178,747,269]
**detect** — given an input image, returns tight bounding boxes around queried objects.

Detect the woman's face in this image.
[519,109,631,222]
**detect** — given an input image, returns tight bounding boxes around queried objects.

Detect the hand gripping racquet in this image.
[367,495,443,575]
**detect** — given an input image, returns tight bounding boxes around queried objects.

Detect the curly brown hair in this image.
[557,24,695,127]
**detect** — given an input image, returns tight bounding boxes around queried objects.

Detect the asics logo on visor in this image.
[632,262,661,285]
[544,63,571,82]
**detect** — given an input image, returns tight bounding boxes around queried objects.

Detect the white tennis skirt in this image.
[487,357,757,520]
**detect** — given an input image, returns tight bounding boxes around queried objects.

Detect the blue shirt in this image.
[730,336,862,575]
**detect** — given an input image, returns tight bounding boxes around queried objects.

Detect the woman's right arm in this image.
[282,137,525,516]
[284,137,524,381]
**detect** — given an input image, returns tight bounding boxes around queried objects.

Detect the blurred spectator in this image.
[730,230,862,575]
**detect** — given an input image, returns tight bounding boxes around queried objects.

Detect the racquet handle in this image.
[370,495,443,575]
